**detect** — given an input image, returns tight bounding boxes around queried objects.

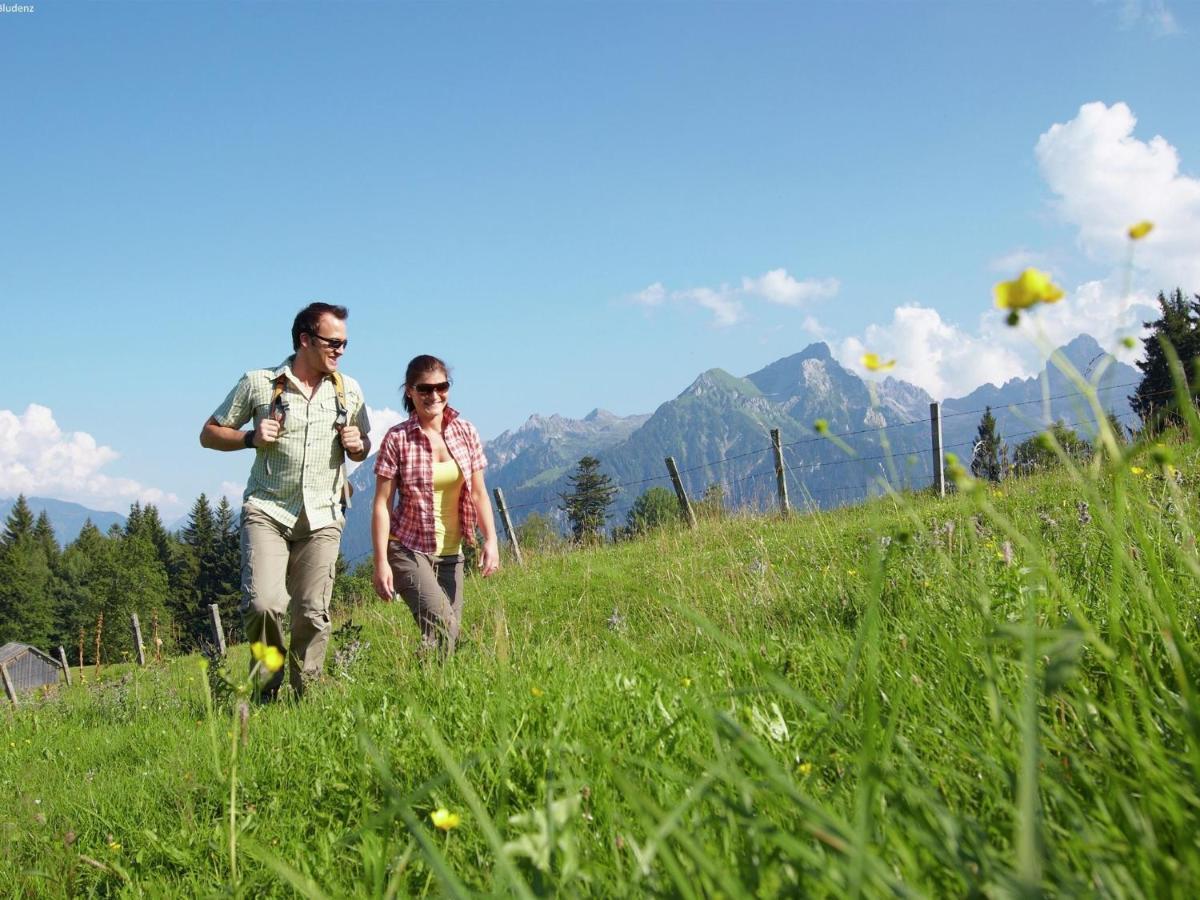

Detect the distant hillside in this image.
[0,497,126,546]
[336,334,1141,559]
[941,334,1139,440]
[340,408,650,563]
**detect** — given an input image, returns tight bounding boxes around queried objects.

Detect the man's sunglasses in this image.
[414,381,451,395]
[307,332,348,351]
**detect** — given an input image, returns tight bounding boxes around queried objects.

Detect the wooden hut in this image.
[1,642,62,701]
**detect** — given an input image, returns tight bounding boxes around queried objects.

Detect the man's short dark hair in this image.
[292,302,349,350]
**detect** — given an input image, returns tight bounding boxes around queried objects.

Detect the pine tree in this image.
[970,407,1005,482]
[559,456,618,543]
[124,501,144,538]
[212,498,243,636]
[32,510,59,563]
[0,497,55,648]
[58,521,109,662]
[138,504,174,564]
[114,527,173,656]
[177,494,218,646]
[2,494,35,546]
[1131,288,1200,431]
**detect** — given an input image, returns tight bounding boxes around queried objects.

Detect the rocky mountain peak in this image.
[1057,333,1109,376]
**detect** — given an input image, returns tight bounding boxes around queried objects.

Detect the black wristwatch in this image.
[244,431,257,450]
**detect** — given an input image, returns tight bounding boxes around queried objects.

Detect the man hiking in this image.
[200,302,371,699]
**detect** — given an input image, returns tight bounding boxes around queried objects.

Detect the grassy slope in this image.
[3,446,1200,898]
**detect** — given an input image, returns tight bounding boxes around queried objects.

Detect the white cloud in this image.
[832,102,1192,398]
[1036,101,1200,292]
[633,282,667,306]
[988,248,1048,274]
[346,405,407,474]
[218,481,244,506]
[0,404,179,512]
[801,315,831,339]
[630,268,839,327]
[1028,277,1158,362]
[631,280,742,325]
[677,286,744,327]
[836,305,1032,399]
[740,269,840,307]
[1118,0,1180,35]
[834,283,1157,400]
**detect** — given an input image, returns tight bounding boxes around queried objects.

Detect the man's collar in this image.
[273,356,340,393]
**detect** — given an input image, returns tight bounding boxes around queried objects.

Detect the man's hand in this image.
[478,538,500,577]
[255,417,283,447]
[340,425,365,457]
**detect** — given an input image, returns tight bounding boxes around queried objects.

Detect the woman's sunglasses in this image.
[413,381,451,395]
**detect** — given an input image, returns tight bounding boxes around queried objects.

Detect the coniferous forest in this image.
[0,494,242,663]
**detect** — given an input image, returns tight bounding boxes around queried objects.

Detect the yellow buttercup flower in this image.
[798,762,814,777]
[251,641,284,673]
[860,352,896,372]
[531,686,544,698]
[430,808,461,831]
[994,268,1065,311]
[1130,466,1145,476]
[1128,220,1154,240]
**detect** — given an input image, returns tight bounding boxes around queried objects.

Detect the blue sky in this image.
[1,0,1196,520]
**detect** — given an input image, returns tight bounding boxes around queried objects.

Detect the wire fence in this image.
[338,379,1163,571]
[497,379,1147,514]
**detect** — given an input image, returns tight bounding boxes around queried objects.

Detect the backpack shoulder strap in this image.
[326,371,353,511]
[327,372,348,426]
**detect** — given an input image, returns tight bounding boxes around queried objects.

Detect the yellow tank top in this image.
[433,458,465,555]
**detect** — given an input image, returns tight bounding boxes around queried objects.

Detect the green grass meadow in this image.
[3,435,1200,897]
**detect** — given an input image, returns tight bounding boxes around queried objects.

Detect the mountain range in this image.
[338,334,1138,563]
[0,496,127,546]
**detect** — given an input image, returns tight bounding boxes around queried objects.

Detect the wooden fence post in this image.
[493,487,523,566]
[2,664,17,707]
[151,612,162,662]
[209,604,227,656]
[58,646,71,686]
[94,613,104,675]
[771,429,790,517]
[665,457,698,529]
[930,401,945,498]
[131,613,146,666]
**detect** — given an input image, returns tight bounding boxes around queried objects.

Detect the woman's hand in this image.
[373,560,394,601]
[478,537,500,577]
[372,475,398,601]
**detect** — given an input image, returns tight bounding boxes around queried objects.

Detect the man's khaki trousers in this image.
[240,504,342,697]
